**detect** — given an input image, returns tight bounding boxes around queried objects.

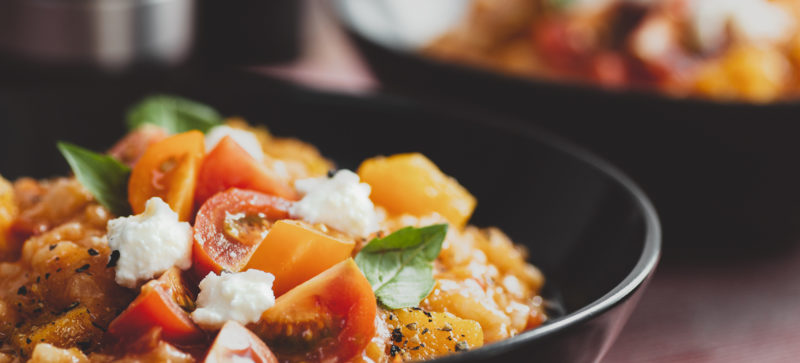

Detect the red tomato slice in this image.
[108,270,205,345]
[248,259,377,363]
[195,136,299,207]
[192,188,292,279]
[204,321,278,363]
[107,124,168,168]
[532,18,591,77]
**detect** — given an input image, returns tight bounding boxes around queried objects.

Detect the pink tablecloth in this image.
[603,247,800,363]
[265,2,800,362]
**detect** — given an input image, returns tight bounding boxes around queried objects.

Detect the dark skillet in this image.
[331,0,800,262]
[0,71,660,362]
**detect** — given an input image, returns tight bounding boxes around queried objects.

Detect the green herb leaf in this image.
[57,142,132,216]
[548,0,576,9]
[355,224,448,309]
[126,94,222,134]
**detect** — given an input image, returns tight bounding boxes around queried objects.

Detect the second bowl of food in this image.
[334,0,800,258]
[337,0,800,103]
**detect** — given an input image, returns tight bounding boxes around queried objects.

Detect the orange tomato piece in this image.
[128,131,205,221]
[195,136,298,207]
[248,259,376,363]
[357,153,476,227]
[244,220,355,296]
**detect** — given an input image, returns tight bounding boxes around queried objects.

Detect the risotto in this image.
[0,95,546,363]
[426,0,800,102]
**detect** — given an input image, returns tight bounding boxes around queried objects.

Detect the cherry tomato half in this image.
[248,259,376,363]
[128,130,205,221]
[192,188,292,279]
[195,136,298,208]
[204,321,278,363]
[108,268,204,345]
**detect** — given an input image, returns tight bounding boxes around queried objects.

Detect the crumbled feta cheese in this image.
[205,125,264,162]
[290,170,380,237]
[689,0,796,52]
[631,16,675,61]
[191,270,276,329]
[107,197,192,288]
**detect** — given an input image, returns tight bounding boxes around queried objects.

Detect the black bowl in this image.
[0,72,660,362]
[331,0,800,261]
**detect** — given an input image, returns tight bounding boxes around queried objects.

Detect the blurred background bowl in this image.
[333,0,800,262]
[0,72,660,362]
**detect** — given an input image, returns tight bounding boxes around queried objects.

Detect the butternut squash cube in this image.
[357,153,476,228]
[385,308,483,360]
[0,175,19,260]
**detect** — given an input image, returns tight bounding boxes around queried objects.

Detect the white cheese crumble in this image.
[689,0,796,52]
[191,270,276,329]
[107,197,192,288]
[205,125,265,162]
[631,16,675,61]
[290,169,380,237]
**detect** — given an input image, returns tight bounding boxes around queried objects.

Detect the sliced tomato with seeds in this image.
[157,267,198,312]
[108,268,204,345]
[128,130,205,221]
[192,188,292,279]
[248,259,376,363]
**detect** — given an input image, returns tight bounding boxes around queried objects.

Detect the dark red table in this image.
[603,245,800,362]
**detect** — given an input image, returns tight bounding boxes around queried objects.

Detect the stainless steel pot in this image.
[0,0,194,70]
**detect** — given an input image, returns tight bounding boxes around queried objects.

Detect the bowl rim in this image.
[397,106,664,361]
[197,71,663,362]
[332,0,800,109]
[0,72,662,361]
[259,76,662,361]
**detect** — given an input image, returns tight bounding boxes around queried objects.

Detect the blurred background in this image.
[3,0,800,361]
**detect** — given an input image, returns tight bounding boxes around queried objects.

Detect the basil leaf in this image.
[355,224,448,309]
[548,0,576,9]
[57,142,132,216]
[126,94,222,134]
